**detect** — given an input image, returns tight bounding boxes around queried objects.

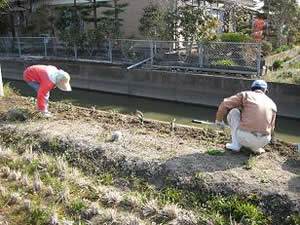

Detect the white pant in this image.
[227,108,271,153]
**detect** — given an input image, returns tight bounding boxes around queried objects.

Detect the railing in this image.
[0,37,261,76]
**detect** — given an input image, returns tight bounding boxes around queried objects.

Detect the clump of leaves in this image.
[211,59,235,67]
[220,32,252,42]
[25,204,50,225]
[100,173,114,186]
[69,200,87,216]
[161,187,184,205]
[259,175,269,184]
[209,196,268,224]
[244,155,255,170]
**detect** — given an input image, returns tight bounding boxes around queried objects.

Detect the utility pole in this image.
[93,0,97,29]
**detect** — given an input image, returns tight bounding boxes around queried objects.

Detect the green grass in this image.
[99,173,114,186]
[209,196,269,225]
[25,204,50,225]
[211,59,235,67]
[68,200,87,216]
[0,133,282,225]
[205,149,226,155]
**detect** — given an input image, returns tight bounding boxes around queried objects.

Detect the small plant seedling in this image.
[169,118,176,132]
[100,173,114,186]
[205,149,226,155]
[195,172,205,182]
[259,175,270,184]
[136,110,144,125]
[244,155,255,170]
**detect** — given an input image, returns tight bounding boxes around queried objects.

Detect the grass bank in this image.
[0,91,299,224]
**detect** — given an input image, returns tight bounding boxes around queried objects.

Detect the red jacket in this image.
[23,65,56,110]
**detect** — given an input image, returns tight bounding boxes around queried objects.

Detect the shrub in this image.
[220,32,252,42]
[271,45,293,55]
[261,40,272,56]
[272,57,291,70]
[211,59,235,67]
[273,60,283,70]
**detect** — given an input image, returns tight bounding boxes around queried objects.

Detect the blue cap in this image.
[251,80,268,91]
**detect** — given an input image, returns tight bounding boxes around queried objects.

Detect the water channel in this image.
[4,79,300,143]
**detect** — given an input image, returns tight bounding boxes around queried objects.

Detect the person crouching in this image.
[215,80,277,154]
[23,65,72,117]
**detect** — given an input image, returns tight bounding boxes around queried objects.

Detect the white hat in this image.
[56,70,72,92]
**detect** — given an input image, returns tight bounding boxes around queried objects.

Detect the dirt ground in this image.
[0,96,299,216]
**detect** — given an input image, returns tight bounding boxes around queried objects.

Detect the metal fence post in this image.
[44,37,48,57]
[108,40,113,62]
[256,43,261,76]
[150,40,154,66]
[17,37,21,57]
[198,41,204,68]
[74,44,78,59]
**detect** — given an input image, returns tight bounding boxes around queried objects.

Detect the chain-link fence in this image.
[151,41,200,68]
[0,37,261,75]
[203,41,260,73]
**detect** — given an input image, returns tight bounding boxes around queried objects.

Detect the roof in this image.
[34,0,110,6]
[223,0,255,7]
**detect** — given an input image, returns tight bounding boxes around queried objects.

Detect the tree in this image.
[139,3,218,42]
[139,4,165,40]
[177,5,218,42]
[55,4,85,49]
[103,0,128,38]
[22,5,55,36]
[259,0,299,47]
[78,0,110,29]
[0,0,8,9]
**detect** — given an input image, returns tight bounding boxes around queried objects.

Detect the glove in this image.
[215,120,225,129]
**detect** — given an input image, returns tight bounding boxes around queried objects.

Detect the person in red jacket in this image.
[23,65,72,117]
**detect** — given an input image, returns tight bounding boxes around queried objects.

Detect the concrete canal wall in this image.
[1,58,300,119]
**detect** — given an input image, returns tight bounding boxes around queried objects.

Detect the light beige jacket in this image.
[216,90,277,135]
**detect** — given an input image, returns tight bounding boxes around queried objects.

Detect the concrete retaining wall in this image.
[1,58,300,119]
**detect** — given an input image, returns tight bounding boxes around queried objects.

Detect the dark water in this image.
[4,79,300,143]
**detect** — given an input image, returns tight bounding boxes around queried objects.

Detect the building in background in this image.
[2,0,257,38]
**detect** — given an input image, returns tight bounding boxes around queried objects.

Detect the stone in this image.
[6,109,27,121]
